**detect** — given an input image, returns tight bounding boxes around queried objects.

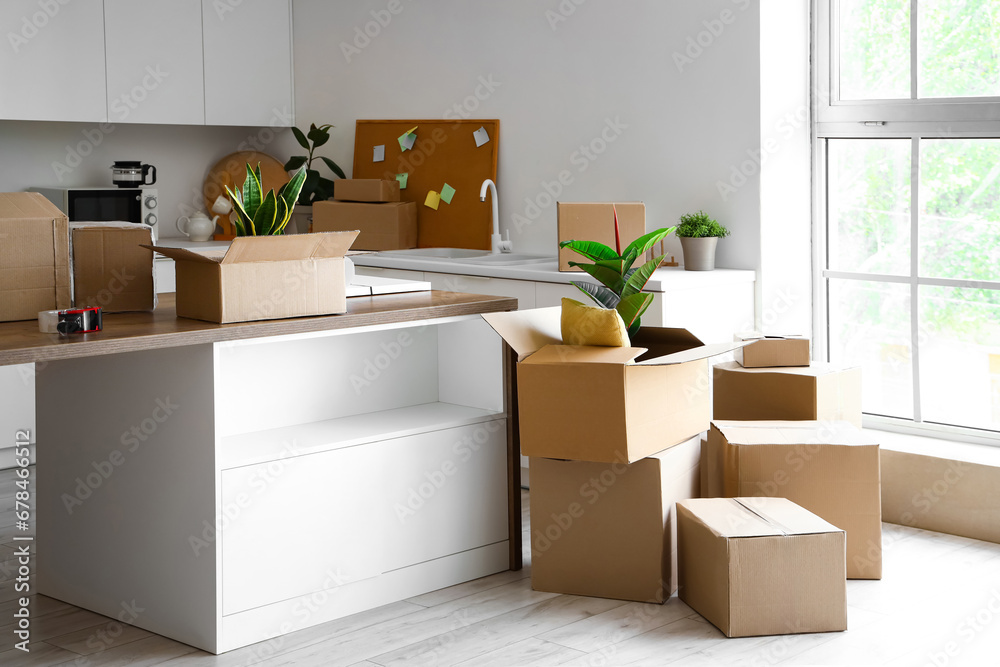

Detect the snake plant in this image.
[559,206,675,336]
[225,163,308,236]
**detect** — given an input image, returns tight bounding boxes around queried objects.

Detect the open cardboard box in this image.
[482,307,746,463]
[0,192,71,321]
[71,221,156,313]
[148,231,359,324]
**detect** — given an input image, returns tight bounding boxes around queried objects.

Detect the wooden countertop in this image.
[0,291,518,366]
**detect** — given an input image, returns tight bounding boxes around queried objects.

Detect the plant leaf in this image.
[571,281,620,309]
[624,226,676,259]
[243,163,263,220]
[594,257,626,274]
[622,255,666,298]
[273,196,290,234]
[320,156,346,179]
[568,262,625,293]
[307,126,330,147]
[314,176,336,201]
[252,191,278,236]
[300,169,321,205]
[278,165,308,214]
[620,247,639,274]
[284,155,307,171]
[224,184,250,236]
[616,292,653,330]
[291,126,310,150]
[559,239,618,262]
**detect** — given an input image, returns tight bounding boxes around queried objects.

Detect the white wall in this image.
[291,0,763,270]
[0,121,288,239]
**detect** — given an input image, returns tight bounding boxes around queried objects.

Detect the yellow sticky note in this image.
[424,190,441,210]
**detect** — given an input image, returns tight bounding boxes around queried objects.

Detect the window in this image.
[815,0,1000,440]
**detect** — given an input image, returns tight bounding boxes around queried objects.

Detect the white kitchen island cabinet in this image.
[0,292,518,654]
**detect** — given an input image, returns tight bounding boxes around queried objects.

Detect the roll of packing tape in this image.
[38,308,103,335]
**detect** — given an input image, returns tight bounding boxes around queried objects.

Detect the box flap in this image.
[0,192,66,220]
[715,360,855,377]
[521,344,646,366]
[681,497,840,538]
[636,340,750,366]
[221,231,359,264]
[481,307,562,360]
[712,420,879,447]
[144,245,221,265]
[734,497,841,536]
[71,221,146,231]
[736,331,804,341]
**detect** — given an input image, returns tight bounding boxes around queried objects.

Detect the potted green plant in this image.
[676,210,730,271]
[225,163,307,236]
[283,123,347,233]
[559,207,675,336]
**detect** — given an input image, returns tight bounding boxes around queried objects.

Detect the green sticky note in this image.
[440,183,456,204]
[398,128,417,151]
[396,173,408,189]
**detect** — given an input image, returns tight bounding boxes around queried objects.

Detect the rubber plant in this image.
[559,206,675,336]
[225,163,308,236]
[283,123,347,205]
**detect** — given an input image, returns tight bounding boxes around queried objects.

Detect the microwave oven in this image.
[30,187,159,241]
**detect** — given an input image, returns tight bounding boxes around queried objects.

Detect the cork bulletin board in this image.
[352,119,500,250]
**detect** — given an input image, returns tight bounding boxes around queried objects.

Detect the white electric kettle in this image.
[176,211,219,242]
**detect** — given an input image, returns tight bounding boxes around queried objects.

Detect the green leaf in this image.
[594,257,626,275]
[572,281,620,309]
[224,184,250,236]
[616,292,653,330]
[300,169,321,205]
[307,126,330,147]
[273,196,290,234]
[568,262,625,293]
[559,239,618,262]
[252,191,279,236]
[320,156,346,179]
[622,255,666,298]
[284,155,307,171]
[291,126,310,150]
[620,247,640,274]
[624,227,676,258]
[278,166,308,214]
[315,176,336,201]
[242,163,263,219]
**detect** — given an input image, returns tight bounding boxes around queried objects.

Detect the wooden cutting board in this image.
[204,151,289,238]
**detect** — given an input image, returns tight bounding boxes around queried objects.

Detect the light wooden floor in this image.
[2,468,1000,666]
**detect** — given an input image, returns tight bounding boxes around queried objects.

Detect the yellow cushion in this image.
[560,298,630,347]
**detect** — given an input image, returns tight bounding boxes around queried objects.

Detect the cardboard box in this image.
[711,420,882,579]
[71,222,155,313]
[482,307,744,463]
[0,192,71,321]
[529,436,700,603]
[312,201,417,251]
[677,497,847,638]
[149,231,358,324]
[333,179,401,203]
[713,360,862,427]
[557,202,645,272]
[735,332,810,368]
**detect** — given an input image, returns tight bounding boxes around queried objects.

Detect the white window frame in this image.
[813,0,1000,445]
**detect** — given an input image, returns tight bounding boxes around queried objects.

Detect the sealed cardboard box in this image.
[71,222,155,313]
[530,436,700,603]
[677,497,847,638]
[711,420,882,579]
[149,231,358,324]
[0,192,71,321]
[482,307,743,463]
[333,179,401,203]
[557,202,645,272]
[312,201,417,251]
[713,360,862,427]
[735,332,810,368]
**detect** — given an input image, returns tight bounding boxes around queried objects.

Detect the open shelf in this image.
[219,401,505,470]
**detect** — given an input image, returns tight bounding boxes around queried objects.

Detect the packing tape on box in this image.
[38,307,103,335]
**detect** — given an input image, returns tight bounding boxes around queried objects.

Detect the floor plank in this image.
[454,637,585,666]
[538,598,698,653]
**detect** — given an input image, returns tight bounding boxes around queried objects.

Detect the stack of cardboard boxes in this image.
[313,179,417,251]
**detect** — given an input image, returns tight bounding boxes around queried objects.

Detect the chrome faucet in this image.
[480,178,512,254]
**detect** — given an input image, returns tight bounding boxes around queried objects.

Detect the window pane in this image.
[918,0,1000,98]
[829,279,913,418]
[828,139,911,275]
[919,286,1000,431]
[839,0,911,100]
[919,139,1000,282]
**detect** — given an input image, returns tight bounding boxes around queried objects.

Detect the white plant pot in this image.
[680,237,719,271]
[287,205,313,235]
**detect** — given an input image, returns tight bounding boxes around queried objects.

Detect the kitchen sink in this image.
[456,253,555,266]
[379,248,490,259]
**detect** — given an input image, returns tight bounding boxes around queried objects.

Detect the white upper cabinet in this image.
[104,0,206,125]
[0,0,107,122]
[202,0,293,127]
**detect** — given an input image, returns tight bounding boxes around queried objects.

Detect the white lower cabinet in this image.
[535,281,587,307]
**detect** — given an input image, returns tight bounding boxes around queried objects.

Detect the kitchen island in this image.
[0,291,519,654]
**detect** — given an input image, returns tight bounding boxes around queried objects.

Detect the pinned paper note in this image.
[473,126,490,147]
[396,173,408,189]
[424,190,441,210]
[398,126,418,151]
[373,144,385,162]
[440,183,456,204]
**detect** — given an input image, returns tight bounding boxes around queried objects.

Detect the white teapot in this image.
[176,211,219,242]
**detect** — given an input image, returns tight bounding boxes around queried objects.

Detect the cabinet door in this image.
[202,0,293,127]
[221,443,386,616]
[0,0,107,122]
[104,0,205,125]
[424,272,536,310]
